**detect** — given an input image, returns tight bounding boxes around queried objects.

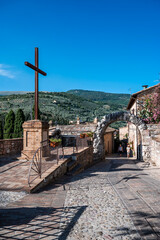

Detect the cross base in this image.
[21,120,49,160]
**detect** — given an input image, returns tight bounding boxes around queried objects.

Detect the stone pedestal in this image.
[21,120,49,160]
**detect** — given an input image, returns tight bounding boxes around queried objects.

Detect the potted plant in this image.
[85,132,94,138]
[85,132,94,145]
[50,138,62,147]
[80,133,86,139]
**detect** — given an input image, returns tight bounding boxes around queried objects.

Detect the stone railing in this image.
[0,138,23,156]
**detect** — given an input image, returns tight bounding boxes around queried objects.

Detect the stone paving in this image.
[0,158,55,191]
[1,155,160,239]
[60,168,140,239]
[0,147,74,191]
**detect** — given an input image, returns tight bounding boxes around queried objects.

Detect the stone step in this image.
[66,163,84,176]
[26,157,71,193]
[67,159,77,172]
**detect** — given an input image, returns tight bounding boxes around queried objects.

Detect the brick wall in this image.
[0,138,23,156]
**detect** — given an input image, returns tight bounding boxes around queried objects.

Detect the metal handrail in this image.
[28,137,93,187]
[28,146,42,187]
[28,140,63,187]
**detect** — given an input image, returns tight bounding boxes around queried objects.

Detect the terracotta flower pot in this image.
[50,142,59,147]
[80,133,85,138]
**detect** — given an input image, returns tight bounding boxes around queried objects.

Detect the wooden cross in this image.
[25,47,47,120]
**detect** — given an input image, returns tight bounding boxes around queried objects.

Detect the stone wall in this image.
[147,124,160,136]
[49,123,97,136]
[150,138,160,166]
[141,124,160,164]
[76,146,93,168]
[141,129,151,161]
[0,138,23,156]
[119,125,128,140]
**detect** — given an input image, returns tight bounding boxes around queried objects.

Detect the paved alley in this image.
[1,156,160,239]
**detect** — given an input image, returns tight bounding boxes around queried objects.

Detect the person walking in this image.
[127,144,130,158]
[118,144,123,157]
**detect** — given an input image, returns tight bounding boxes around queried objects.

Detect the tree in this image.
[0,121,3,139]
[4,110,15,139]
[14,109,25,138]
[52,114,69,125]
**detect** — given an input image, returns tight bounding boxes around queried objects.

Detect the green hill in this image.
[67,89,130,106]
[0,90,130,127]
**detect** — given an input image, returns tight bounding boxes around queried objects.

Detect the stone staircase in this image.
[66,156,84,176]
[30,146,92,192]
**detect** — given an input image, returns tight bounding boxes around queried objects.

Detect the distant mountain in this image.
[67,89,130,106]
[0,91,31,96]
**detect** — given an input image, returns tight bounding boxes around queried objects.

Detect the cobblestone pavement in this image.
[60,171,140,240]
[0,191,27,207]
[1,156,160,239]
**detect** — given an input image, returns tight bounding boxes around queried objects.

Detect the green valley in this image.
[0,90,130,127]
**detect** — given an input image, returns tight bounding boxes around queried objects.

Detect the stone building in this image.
[49,123,115,155]
[104,127,115,154]
[119,125,128,141]
[127,83,160,161]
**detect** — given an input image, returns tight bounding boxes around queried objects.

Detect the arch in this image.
[93,111,147,161]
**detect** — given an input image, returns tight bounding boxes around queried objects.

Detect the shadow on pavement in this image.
[0,158,27,174]
[0,205,87,239]
[115,173,148,184]
[40,156,147,193]
[129,210,160,238]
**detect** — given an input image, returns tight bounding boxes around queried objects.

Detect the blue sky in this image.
[0,0,160,94]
